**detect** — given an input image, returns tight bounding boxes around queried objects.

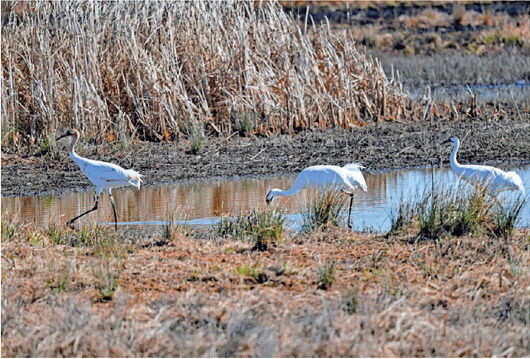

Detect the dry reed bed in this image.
[2,220,529,357]
[1,1,407,149]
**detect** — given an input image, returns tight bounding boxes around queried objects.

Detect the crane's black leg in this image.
[108,190,118,231]
[348,193,354,229]
[66,196,99,228]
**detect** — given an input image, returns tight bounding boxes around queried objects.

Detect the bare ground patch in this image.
[2,114,529,197]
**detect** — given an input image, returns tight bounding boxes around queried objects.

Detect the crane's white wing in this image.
[298,165,367,193]
[458,164,523,192]
[343,163,365,171]
[506,171,525,193]
[342,163,367,192]
[72,156,142,187]
[80,160,129,181]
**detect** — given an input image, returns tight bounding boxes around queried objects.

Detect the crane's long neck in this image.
[450,140,461,170]
[68,134,80,158]
[275,181,304,198]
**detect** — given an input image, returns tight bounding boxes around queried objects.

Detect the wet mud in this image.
[2,116,529,197]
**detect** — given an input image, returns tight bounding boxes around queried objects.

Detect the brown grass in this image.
[1,1,407,149]
[2,219,529,357]
[308,2,529,57]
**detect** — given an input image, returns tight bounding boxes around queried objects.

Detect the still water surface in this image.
[3,165,529,233]
[410,82,530,104]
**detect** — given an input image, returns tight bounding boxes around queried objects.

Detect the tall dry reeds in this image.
[1,0,406,149]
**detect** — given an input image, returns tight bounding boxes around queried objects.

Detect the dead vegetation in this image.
[2,206,529,356]
[285,1,530,55]
[1,0,407,150]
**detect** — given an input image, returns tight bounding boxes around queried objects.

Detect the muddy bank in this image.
[2,116,529,197]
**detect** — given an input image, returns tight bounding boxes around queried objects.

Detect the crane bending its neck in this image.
[267,181,304,203]
[272,185,301,198]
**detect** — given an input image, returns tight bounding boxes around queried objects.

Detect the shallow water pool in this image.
[3,164,529,233]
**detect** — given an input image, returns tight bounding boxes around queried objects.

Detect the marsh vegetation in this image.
[1,1,406,150]
[2,1,529,357]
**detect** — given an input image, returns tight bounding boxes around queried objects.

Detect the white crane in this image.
[266,163,368,228]
[56,129,144,230]
[442,136,525,195]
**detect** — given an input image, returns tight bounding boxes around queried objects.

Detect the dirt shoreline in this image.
[2,117,529,197]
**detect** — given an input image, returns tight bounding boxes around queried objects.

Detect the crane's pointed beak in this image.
[56,133,69,141]
[441,139,451,145]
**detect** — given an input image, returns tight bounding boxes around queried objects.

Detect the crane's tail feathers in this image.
[507,171,525,194]
[126,169,144,189]
[359,180,368,192]
[343,162,365,171]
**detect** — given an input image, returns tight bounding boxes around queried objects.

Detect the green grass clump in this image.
[92,260,121,302]
[482,31,525,46]
[2,220,128,257]
[217,209,285,251]
[68,226,125,257]
[389,200,418,234]
[32,225,128,259]
[316,262,335,290]
[161,212,190,245]
[417,188,493,239]
[340,288,360,315]
[46,264,72,294]
[233,111,257,136]
[189,136,204,155]
[35,136,58,158]
[235,263,267,283]
[302,190,346,233]
[46,224,68,245]
[491,197,525,238]
[390,184,525,241]
[27,231,46,246]
[1,219,19,242]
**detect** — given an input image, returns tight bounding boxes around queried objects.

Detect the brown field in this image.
[284,1,530,55]
[2,217,529,357]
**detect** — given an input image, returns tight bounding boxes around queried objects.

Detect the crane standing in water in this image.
[56,129,144,230]
[442,136,525,194]
[265,163,368,228]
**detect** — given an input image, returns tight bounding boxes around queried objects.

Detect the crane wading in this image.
[265,163,368,229]
[442,136,525,195]
[56,129,144,230]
